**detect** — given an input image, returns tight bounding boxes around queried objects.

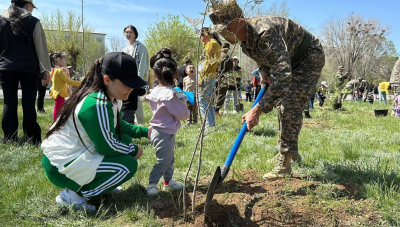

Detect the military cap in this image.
[358,77,363,81]
[209,0,243,25]
[339,66,345,69]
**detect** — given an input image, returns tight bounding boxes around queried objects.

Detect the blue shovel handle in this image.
[220,84,268,181]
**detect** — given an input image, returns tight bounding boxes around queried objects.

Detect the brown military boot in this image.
[266,153,281,164]
[267,153,302,164]
[263,153,293,181]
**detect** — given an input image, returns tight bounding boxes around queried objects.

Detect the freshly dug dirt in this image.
[148,170,383,226]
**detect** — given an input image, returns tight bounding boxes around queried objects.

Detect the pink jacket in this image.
[146,86,190,134]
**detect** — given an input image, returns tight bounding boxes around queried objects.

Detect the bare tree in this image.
[108,35,126,52]
[322,13,388,81]
[41,9,104,75]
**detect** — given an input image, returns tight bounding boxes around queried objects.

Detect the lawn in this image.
[0,98,400,226]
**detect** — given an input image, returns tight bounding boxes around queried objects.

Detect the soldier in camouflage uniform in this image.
[390,58,400,115]
[332,66,350,105]
[209,0,325,181]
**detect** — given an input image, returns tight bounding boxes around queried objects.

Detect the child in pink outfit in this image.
[145,48,190,196]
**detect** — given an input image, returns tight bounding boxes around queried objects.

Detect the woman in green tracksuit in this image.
[41,52,149,211]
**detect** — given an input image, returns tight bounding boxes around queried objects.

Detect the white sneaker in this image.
[109,186,123,194]
[163,180,183,191]
[146,183,159,196]
[232,110,238,114]
[223,110,228,114]
[56,189,96,212]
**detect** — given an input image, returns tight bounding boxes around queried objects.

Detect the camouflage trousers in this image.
[258,39,325,155]
[391,84,400,115]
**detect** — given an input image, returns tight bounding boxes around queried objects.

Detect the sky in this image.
[1,0,399,55]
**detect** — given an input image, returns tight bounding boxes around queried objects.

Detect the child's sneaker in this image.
[146,183,159,196]
[163,180,183,191]
[56,189,96,212]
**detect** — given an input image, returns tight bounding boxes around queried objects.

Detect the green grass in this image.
[1,98,400,226]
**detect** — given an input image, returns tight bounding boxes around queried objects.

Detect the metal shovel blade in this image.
[204,166,221,219]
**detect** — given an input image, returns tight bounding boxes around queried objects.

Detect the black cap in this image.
[102,52,146,89]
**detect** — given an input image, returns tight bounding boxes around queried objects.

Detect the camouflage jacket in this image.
[390,59,400,84]
[239,16,319,96]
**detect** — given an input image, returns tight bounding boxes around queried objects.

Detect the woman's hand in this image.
[242,106,263,131]
[134,146,143,160]
[147,126,153,139]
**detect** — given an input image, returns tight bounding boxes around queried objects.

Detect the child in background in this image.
[49,52,82,121]
[394,95,400,118]
[245,80,252,102]
[145,48,190,196]
[183,63,197,125]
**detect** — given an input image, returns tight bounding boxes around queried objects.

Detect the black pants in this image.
[0,71,41,144]
[246,92,252,101]
[37,77,46,111]
[214,82,228,113]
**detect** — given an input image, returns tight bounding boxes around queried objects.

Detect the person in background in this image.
[177,59,192,90]
[317,81,328,107]
[37,72,47,113]
[198,27,221,128]
[0,0,51,144]
[145,48,190,196]
[41,52,150,211]
[224,56,241,114]
[359,78,369,102]
[120,86,146,125]
[252,68,261,100]
[245,79,253,102]
[214,43,233,116]
[123,25,149,125]
[49,52,82,121]
[183,64,198,125]
[378,81,391,105]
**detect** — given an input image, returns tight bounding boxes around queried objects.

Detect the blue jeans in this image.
[198,79,216,127]
[379,87,387,104]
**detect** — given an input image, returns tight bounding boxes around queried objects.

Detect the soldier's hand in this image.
[242,106,263,131]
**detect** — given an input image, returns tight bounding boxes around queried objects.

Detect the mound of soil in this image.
[148,170,383,226]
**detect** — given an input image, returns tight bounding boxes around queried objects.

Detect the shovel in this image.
[204,84,268,218]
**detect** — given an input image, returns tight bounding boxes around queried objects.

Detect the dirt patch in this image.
[148,170,383,226]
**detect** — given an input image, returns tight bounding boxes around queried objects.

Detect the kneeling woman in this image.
[41,52,150,211]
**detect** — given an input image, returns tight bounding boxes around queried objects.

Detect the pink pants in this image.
[53,95,65,121]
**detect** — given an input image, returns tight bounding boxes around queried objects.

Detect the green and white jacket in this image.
[41,90,148,186]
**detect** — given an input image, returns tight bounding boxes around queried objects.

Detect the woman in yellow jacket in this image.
[378,81,391,105]
[49,52,82,120]
[198,27,221,127]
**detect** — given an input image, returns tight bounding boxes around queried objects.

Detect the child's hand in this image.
[147,126,153,139]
